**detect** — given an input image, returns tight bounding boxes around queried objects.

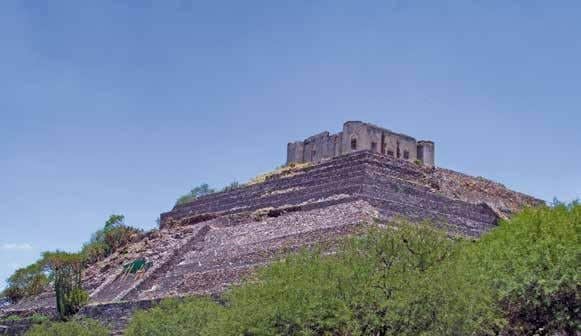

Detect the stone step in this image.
[360,177,495,223]
[172,224,359,276]
[163,151,438,225]
[135,202,372,300]
[167,153,389,211]
[365,197,496,237]
[167,180,364,221]
[138,264,259,299]
[168,163,370,217]
[170,151,379,208]
[119,224,213,302]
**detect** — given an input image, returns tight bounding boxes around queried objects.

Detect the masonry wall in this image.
[287,132,342,164]
[417,141,435,167]
[341,121,371,155]
[383,131,417,162]
[290,121,425,165]
[287,141,304,165]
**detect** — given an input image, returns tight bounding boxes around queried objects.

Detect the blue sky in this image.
[1,1,580,289]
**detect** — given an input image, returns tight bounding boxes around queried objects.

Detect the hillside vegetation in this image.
[119,202,579,336]
[25,318,109,336]
[2,215,142,320]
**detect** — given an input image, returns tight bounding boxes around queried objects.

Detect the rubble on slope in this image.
[434,168,544,218]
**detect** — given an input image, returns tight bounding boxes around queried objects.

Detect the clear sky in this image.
[1,1,580,288]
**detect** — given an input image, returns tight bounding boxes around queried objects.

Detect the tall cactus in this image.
[43,251,88,320]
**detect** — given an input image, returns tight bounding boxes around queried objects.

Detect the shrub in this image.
[125,298,222,336]
[127,222,493,336]
[4,262,48,303]
[3,286,25,304]
[176,184,216,205]
[204,222,494,336]
[29,314,50,324]
[81,214,142,264]
[247,162,312,186]
[104,214,124,230]
[25,318,109,336]
[221,181,241,192]
[501,281,580,336]
[467,202,580,335]
[80,240,108,265]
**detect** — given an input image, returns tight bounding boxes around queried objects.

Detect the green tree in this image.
[467,202,580,335]
[103,214,124,230]
[42,251,88,320]
[3,262,48,303]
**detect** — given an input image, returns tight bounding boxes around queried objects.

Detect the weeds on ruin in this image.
[81,214,142,264]
[175,183,216,205]
[3,315,22,321]
[246,162,312,186]
[29,313,50,324]
[0,314,50,326]
[221,181,241,192]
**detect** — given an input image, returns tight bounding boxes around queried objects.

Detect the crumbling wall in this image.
[288,121,430,165]
[417,140,435,167]
[288,132,342,164]
[286,141,304,165]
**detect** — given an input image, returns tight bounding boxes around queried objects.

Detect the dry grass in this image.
[246,162,312,186]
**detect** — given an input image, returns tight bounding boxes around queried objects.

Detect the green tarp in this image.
[123,258,152,274]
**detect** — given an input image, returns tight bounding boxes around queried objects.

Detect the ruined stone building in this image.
[2,122,542,335]
[287,121,435,167]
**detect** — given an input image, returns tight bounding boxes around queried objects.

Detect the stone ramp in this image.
[162,152,405,223]
[83,224,203,298]
[89,222,212,304]
[131,201,376,300]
